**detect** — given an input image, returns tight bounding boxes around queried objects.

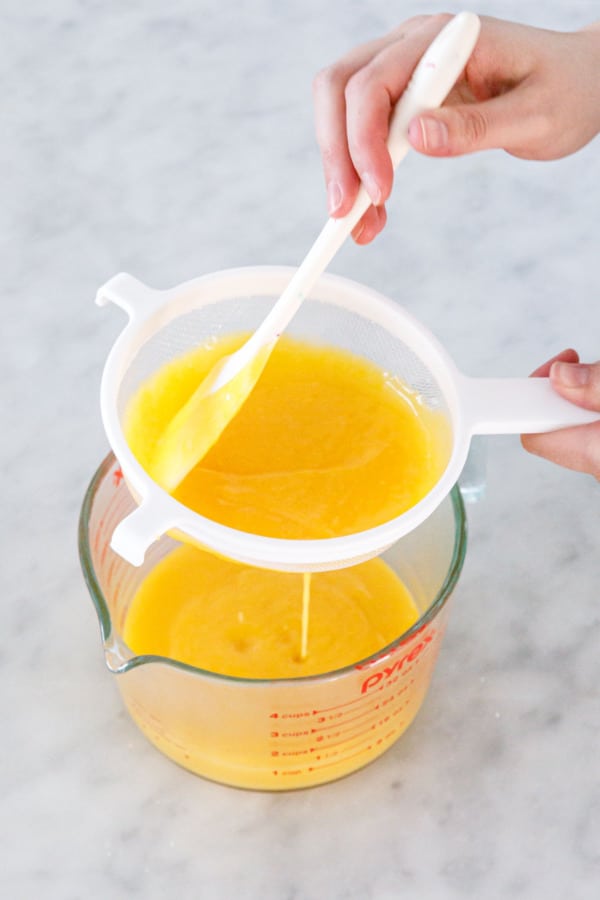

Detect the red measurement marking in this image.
[106,559,117,596]
[100,538,109,568]
[309,744,374,771]
[333,706,379,727]
[311,724,378,752]
[374,727,401,748]
[269,679,418,730]
[312,704,379,728]
[272,747,313,759]
[318,735,375,762]
[113,467,124,487]
[313,719,377,739]
[271,711,312,720]
[313,696,365,715]
[279,729,310,738]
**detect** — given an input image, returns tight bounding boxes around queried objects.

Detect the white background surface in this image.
[2,2,599,897]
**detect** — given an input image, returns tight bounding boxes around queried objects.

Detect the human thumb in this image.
[407,92,534,158]
[550,360,600,412]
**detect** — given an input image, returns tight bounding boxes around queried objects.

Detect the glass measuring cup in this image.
[79,454,467,790]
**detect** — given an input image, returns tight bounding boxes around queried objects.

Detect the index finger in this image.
[343,15,453,203]
[312,16,435,216]
[313,34,399,216]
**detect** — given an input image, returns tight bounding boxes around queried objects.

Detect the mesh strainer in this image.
[97,267,598,572]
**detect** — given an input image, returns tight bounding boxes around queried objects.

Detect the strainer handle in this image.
[461,375,600,435]
[96,273,171,326]
[110,496,178,566]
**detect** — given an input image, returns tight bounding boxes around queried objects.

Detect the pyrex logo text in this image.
[359,633,434,694]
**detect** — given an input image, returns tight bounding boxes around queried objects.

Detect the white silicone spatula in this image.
[149,12,482,492]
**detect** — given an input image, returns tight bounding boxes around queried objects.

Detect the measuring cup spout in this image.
[103,634,135,674]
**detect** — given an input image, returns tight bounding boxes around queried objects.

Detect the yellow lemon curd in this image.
[123,335,449,676]
[123,545,419,678]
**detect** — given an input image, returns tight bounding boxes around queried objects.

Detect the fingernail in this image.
[327,181,343,215]
[552,361,590,388]
[361,172,382,206]
[413,116,448,152]
[352,221,365,242]
[407,119,422,149]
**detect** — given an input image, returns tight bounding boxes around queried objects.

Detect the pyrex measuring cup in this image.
[79,454,467,791]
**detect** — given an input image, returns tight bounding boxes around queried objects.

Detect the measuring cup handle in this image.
[460,374,600,435]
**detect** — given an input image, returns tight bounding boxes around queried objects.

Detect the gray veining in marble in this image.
[2,1,599,898]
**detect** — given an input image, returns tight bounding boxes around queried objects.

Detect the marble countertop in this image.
[3,1,599,897]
